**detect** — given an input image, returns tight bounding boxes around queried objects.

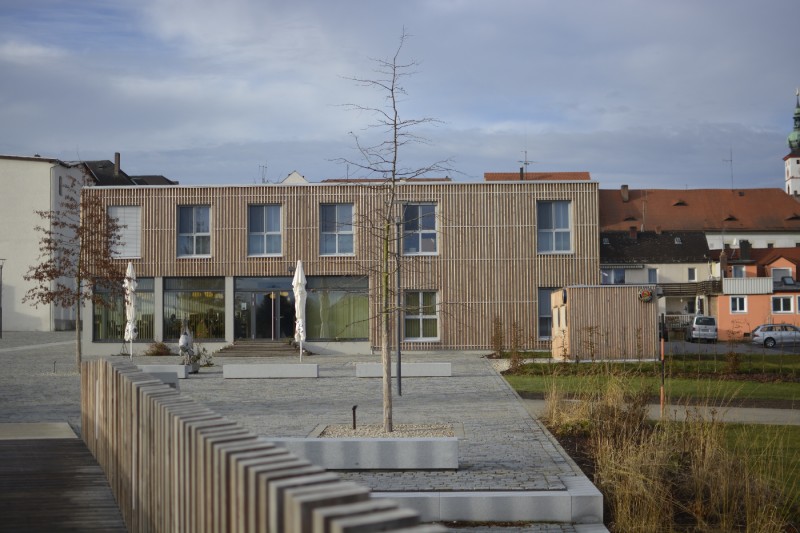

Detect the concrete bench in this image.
[270,437,458,470]
[138,364,189,379]
[223,363,319,379]
[355,362,451,378]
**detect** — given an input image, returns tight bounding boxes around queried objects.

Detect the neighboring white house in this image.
[0,156,88,331]
[0,153,177,332]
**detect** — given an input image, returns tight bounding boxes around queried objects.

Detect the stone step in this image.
[216,340,299,357]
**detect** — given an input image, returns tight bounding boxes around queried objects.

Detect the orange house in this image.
[717,249,800,341]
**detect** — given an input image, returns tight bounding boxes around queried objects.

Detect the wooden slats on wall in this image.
[551,285,659,360]
[85,181,599,350]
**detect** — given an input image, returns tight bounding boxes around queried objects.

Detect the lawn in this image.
[504,353,800,403]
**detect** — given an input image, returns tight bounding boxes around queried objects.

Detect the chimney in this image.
[519,167,524,181]
[114,152,120,176]
[621,184,629,202]
[739,239,752,260]
[628,226,637,240]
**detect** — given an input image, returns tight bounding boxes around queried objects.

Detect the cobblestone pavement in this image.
[0,332,598,532]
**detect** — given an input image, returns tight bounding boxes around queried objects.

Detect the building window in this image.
[732,265,745,278]
[306,276,368,339]
[601,268,626,285]
[109,206,141,258]
[163,277,225,340]
[537,201,571,253]
[772,267,792,282]
[688,267,697,282]
[404,291,438,340]
[538,288,554,339]
[93,278,154,342]
[730,295,747,313]
[772,296,792,313]
[402,204,437,255]
[647,268,658,284]
[178,205,211,257]
[320,204,354,255]
[248,204,281,256]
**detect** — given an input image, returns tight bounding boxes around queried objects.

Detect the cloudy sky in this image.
[1,0,798,189]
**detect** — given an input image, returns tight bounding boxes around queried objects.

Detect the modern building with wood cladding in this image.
[80,172,600,355]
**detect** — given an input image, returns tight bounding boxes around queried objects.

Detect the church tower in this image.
[785,89,800,196]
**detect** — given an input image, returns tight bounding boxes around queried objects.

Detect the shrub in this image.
[490,315,504,358]
[143,342,172,356]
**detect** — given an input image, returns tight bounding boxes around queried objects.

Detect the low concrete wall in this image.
[138,364,189,379]
[223,363,319,379]
[355,362,452,378]
[270,437,459,470]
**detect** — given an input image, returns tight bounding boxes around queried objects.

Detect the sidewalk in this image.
[0,331,607,532]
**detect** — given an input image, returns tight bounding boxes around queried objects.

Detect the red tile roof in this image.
[600,188,800,232]
[484,172,591,181]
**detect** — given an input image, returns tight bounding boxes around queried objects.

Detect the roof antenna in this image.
[518,150,533,180]
[259,162,268,184]
[723,146,733,189]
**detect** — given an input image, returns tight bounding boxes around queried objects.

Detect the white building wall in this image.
[786,155,800,196]
[0,158,84,331]
[706,231,800,250]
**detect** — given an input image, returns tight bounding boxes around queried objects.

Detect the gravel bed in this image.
[319,423,454,438]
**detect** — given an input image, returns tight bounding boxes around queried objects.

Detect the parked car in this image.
[684,315,717,343]
[750,323,800,348]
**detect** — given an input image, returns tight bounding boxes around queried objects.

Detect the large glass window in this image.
[305,277,369,340]
[537,201,571,253]
[109,206,141,258]
[732,265,745,278]
[404,291,438,340]
[93,278,154,342]
[248,204,282,256]
[402,204,437,255]
[320,204,354,255]
[178,206,211,256]
[163,277,225,340]
[538,287,554,339]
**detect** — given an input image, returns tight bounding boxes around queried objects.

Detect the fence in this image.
[81,359,441,532]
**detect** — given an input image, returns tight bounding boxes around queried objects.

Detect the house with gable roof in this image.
[714,245,800,340]
[0,152,176,332]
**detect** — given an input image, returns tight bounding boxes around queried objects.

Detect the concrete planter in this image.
[270,436,458,470]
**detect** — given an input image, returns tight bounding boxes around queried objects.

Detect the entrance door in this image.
[234,291,295,340]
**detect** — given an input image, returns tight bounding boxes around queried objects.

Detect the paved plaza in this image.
[0,332,605,532]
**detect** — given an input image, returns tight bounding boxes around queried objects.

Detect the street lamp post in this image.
[0,259,5,338]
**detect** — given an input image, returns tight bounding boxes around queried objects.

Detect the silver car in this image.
[684,315,717,343]
[750,323,800,348]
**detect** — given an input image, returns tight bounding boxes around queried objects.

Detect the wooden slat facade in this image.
[84,180,600,350]
[551,285,659,360]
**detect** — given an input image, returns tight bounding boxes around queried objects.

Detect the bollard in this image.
[352,405,357,430]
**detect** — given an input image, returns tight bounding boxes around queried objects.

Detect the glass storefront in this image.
[234,277,294,340]
[306,276,369,340]
[164,277,225,340]
[93,278,154,342]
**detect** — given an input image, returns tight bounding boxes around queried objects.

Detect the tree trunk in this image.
[75,294,82,373]
[381,219,393,432]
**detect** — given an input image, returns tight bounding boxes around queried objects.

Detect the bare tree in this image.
[336,29,451,431]
[23,173,124,371]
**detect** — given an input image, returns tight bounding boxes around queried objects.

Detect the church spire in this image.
[789,88,800,153]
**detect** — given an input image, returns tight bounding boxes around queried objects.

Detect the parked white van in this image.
[684,315,718,343]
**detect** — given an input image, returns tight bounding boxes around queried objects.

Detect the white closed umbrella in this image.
[292,260,307,361]
[123,262,138,359]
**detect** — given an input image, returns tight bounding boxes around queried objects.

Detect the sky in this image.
[0,0,798,190]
